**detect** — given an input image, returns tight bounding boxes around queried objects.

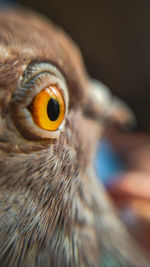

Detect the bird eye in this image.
[29,85,65,131]
[10,62,69,140]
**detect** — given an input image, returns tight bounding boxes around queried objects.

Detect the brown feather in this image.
[0,7,149,267]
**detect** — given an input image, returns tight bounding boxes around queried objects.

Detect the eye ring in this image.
[10,62,69,140]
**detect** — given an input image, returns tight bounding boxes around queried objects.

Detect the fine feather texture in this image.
[0,7,149,267]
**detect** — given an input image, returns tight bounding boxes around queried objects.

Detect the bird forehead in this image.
[0,9,88,105]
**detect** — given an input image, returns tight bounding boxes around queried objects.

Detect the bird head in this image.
[0,8,148,267]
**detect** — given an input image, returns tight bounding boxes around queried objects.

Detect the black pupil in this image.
[47,98,60,121]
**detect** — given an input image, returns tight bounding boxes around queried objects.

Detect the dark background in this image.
[4,0,150,130]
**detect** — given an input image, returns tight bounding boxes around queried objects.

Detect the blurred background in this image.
[1,0,150,253]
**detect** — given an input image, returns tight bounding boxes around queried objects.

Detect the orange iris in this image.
[30,85,65,131]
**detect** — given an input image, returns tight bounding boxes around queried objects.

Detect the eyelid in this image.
[13,62,68,106]
[10,62,69,140]
[21,62,66,85]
